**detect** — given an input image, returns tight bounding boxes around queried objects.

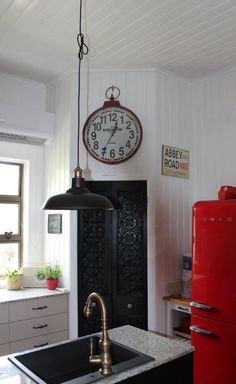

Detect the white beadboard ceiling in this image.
[0,0,236,83]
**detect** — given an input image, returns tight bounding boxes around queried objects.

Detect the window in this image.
[0,162,23,275]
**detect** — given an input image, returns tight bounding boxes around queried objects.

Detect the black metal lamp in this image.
[42,0,114,211]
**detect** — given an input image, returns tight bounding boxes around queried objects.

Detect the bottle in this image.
[182,253,192,298]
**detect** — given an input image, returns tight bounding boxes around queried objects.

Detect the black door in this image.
[77,180,147,336]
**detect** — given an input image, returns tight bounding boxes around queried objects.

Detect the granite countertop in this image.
[0,287,69,303]
[0,325,194,383]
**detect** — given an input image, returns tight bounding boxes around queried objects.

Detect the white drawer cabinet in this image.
[0,303,9,354]
[0,323,9,344]
[9,294,67,321]
[10,312,67,341]
[10,330,68,353]
[0,303,9,324]
[0,291,68,357]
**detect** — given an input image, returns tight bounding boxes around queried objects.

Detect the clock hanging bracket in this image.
[103,85,121,108]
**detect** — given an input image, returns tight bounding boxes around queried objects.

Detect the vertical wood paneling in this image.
[192,70,236,202]
[45,68,192,335]
[44,73,74,279]
[150,72,192,333]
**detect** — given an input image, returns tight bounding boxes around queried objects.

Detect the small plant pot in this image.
[6,274,23,290]
[46,278,58,290]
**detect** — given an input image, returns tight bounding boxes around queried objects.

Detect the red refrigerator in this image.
[191,188,236,384]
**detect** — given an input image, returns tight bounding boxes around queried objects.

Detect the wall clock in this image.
[82,86,143,164]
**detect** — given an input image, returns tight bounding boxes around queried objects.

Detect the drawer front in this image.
[0,323,9,344]
[0,343,9,357]
[0,303,9,324]
[10,312,68,341]
[10,294,67,321]
[10,330,68,354]
[171,302,191,314]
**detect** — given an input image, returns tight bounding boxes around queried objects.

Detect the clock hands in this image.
[101,121,119,156]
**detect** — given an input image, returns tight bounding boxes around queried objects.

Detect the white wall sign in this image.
[162,145,189,178]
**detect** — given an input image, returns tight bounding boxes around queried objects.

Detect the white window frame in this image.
[0,161,23,276]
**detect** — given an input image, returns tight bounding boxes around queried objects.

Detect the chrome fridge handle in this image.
[190,301,213,310]
[190,325,213,336]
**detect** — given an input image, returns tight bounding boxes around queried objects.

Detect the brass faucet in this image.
[84,292,112,375]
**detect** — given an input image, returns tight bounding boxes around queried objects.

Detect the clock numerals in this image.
[100,115,107,124]
[93,122,102,131]
[129,130,134,139]
[93,141,99,150]
[91,131,96,140]
[110,149,115,159]
[119,147,124,156]
[108,112,117,122]
[126,120,131,129]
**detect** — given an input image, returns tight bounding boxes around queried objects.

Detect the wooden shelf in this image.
[173,327,191,340]
[163,296,191,307]
[163,296,191,338]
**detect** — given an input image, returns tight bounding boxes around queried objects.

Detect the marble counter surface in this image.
[0,287,69,303]
[0,325,194,383]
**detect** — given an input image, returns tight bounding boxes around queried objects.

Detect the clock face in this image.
[83,106,142,164]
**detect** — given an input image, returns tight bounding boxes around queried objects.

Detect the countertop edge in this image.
[0,287,69,303]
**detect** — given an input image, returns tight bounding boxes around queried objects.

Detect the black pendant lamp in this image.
[42,0,114,211]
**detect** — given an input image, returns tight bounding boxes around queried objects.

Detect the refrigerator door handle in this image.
[190,301,213,310]
[190,325,213,336]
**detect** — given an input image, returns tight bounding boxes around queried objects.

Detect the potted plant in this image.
[5,269,23,290]
[36,264,61,290]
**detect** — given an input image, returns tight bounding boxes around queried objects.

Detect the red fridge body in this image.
[191,198,236,384]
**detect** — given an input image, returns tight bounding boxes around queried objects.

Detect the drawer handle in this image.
[32,305,48,311]
[127,303,133,310]
[34,342,49,348]
[177,306,189,311]
[190,301,212,310]
[33,324,48,329]
[190,325,213,336]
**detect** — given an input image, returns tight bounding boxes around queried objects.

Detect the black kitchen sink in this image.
[8,334,154,384]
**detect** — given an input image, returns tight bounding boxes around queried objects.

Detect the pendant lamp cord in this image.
[76,0,89,166]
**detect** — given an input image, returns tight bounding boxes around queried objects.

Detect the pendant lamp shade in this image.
[42,167,114,210]
[42,0,114,211]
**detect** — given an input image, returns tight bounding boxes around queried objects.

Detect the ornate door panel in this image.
[77,208,112,336]
[77,181,147,336]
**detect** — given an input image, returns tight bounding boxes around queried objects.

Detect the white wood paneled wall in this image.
[192,70,236,202]
[44,73,73,281]
[45,68,192,336]
[2,66,236,336]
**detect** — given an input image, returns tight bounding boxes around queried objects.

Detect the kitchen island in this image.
[0,325,193,383]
